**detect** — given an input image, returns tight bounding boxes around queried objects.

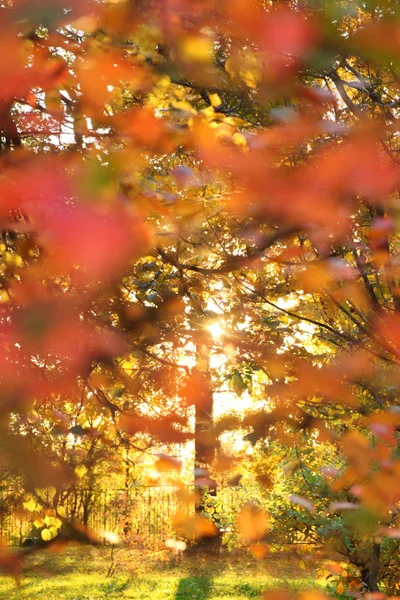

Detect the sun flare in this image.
[207,321,224,340]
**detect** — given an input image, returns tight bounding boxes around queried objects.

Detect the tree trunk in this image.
[188,331,220,551]
[193,366,215,514]
[361,541,381,592]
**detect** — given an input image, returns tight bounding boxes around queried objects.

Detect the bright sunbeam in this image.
[207,321,224,340]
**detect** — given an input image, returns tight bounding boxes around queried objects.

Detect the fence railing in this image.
[0,484,257,546]
[0,486,202,546]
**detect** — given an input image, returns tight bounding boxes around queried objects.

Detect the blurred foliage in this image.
[1,0,400,595]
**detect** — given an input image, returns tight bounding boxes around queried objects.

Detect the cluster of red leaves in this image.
[191,120,400,253]
[0,153,149,394]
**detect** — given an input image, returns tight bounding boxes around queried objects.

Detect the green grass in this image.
[0,546,328,599]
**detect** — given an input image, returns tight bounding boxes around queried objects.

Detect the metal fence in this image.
[0,486,198,546]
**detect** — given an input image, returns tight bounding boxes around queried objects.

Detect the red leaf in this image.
[40,203,147,284]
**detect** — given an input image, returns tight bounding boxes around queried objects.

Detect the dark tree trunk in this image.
[193,367,216,514]
[192,377,222,551]
[188,332,220,551]
[361,541,381,592]
[82,489,94,527]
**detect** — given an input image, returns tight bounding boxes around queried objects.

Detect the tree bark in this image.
[361,541,381,592]
[193,366,215,514]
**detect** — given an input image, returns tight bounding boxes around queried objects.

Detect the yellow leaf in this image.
[57,507,66,518]
[171,99,196,115]
[157,75,171,91]
[202,105,215,119]
[282,460,300,476]
[225,56,237,78]
[213,122,235,139]
[225,52,261,88]
[180,36,213,63]
[34,518,45,528]
[232,132,248,148]
[41,529,53,542]
[337,582,344,594]
[210,94,222,108]
[224,116,244,127]
[35,487,56,500]
[0,290,9,303]
[120,359,132,372]
[75,465,87,479]
[23,498,39,512]
[241,68,260,89]
[48,526,59,538]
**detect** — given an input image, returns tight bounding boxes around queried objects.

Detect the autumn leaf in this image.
[237,505,269,542]
[172,512,217,540]
[289,495,316,513]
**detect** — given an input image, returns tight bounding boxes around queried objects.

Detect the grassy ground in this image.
[0,545,329,599]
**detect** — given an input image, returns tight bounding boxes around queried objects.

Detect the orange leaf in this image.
[237,505,269,542]
[249,543,269,559]
[172,512,217,540]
